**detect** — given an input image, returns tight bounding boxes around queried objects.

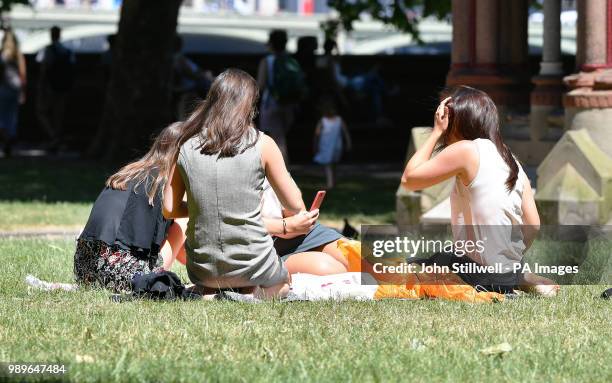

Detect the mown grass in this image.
[1,238,611,382]
[0,158,397,231]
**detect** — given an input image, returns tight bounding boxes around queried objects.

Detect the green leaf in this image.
[325,0,451,41]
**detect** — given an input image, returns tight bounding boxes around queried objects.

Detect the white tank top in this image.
[450,138,528,270]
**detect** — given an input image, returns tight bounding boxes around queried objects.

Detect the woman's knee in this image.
[314,240,349,268]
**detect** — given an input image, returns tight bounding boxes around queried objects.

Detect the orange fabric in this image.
[338,239,504,303]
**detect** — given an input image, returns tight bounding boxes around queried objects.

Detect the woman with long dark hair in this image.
[164,69,348,299]
[74,123,185,292]
[0,29,26,157]
[401,86,558,296]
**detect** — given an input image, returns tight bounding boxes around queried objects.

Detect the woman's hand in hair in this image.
[433,97,451,137]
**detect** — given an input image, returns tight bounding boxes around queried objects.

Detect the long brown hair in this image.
[106,122,183,205]
[441,86,518,192]
[178,68,259,157]
[1,29,19,63]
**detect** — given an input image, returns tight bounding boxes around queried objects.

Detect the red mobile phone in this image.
[310,191,326,211]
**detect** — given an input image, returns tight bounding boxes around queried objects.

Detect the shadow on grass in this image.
[295,175,397,222]
[0,158,113,202]
[0,158,399,222]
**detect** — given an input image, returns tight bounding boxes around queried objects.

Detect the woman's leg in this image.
[284,251,348,275]
[312,240,349,269]
[518,272,560,297]
[160,219,187,270]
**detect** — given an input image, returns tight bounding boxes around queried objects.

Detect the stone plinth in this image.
[536,69,612,224]
[396,127,454,230]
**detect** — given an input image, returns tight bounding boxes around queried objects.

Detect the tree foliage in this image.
[324,0,540,41]
[323,0,452,41]
[0,0,30,13]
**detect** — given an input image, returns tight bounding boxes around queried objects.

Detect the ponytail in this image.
[497,141,519,192]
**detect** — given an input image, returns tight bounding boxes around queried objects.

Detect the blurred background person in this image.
[257,29,306,163]
[315,38,348,111]
[100,33,116,82]
[318,38,389,123]
[36,25,75,151]
[172,35,214,120]
[0,29,27,158]
[313,98,351,189]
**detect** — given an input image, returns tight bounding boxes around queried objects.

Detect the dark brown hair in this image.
[319,96,338,118]
[268,29,288,52]
[106,122,183,205]
[441,86,518,192]
[177,68,259,157]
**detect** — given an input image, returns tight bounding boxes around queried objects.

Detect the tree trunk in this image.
[91,0,182,161]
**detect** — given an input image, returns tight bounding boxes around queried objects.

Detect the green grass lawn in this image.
[1,158,610,382]
[1,238,611,382]
[0,158,396,232]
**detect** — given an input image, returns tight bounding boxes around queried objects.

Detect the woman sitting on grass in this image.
[401,86,559,296]
[163,69,348,299]
[74,123,185,293]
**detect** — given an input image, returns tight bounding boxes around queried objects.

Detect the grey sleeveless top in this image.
[177,129,287,288]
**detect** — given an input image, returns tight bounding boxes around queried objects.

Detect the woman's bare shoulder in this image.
[442,140,478,158]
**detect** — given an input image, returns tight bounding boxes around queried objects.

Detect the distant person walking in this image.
[315,38,347,110]
[100,34,116,81]
[0,29,26,157]
[257,29,305,162]
[36,26,75,150]
[313,99,351,189]
[172,35,214,119]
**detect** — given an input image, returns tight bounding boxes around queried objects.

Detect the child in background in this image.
[313,99,351,189]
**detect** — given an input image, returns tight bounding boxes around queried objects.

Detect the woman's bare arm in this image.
[313,121,321,153]
[341,120,352,151]
[18,53,27,84]
[263,213,317,239]
[163,163,188,219]
[257,58,267,91]
[261,135,305,213]
[521,175,540,250]
[401,140,477,191]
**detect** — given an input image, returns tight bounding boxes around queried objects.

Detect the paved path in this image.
[0,229,80,239]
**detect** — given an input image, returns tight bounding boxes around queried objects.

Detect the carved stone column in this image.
[446,0,530,108]
[536,0,612,225]
[530,0,565,145]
